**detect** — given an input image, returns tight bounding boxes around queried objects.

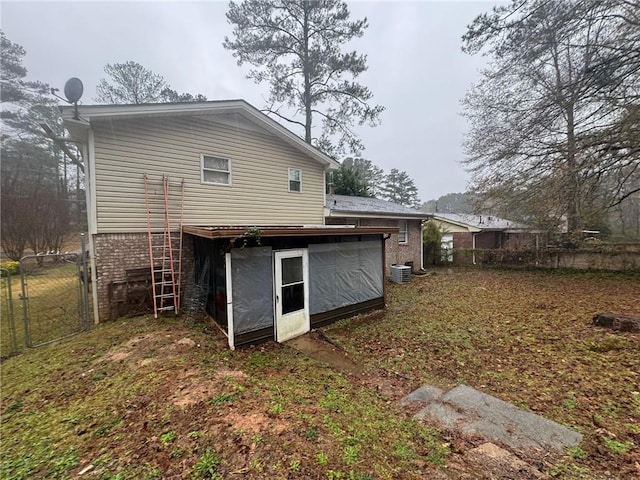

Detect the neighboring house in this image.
[428,213,542,264]
[61,100,396,349]
[325,194,428,273]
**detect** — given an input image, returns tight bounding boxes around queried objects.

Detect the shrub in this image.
[0,260,20,276]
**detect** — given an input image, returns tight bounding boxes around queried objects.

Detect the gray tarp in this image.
[231,247,274,335]
[308,240,383,314]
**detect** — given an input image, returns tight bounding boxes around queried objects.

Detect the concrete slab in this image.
[415,399,466,424]
[413,384,582,451]
[400,385,444,407]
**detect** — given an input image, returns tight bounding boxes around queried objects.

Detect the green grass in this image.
[1,315,447,479]
[326,267,640,478]
[2,267,638,479]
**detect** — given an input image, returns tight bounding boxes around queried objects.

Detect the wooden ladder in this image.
[144,174,185,318]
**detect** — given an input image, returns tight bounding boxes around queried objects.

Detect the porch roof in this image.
[183,225,399,239]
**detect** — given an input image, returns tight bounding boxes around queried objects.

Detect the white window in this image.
[202,155,231,185]
[399,220,408,244]
[289,168,302,192]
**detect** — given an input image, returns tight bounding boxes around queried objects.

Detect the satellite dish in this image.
[64,77,84,103]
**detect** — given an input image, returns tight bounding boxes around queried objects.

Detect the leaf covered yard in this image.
[2,268,639,479]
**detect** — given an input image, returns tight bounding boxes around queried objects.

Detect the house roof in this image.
[430,213,532,232]
[60,99,340,169]
[326,194,428,219]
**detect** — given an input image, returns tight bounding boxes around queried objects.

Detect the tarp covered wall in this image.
[308,240,383,314]
[230,247,274,335]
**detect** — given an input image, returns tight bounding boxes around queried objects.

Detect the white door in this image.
[274,249,309,342]
[441,234,454,262]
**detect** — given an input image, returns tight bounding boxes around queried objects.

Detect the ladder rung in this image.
[145,173,183,318]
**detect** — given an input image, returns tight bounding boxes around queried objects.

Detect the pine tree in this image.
[224,0,384,157]
[1,31,73,259]
[381,169,420,208]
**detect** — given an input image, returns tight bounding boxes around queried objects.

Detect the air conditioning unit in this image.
[390,265,411,284]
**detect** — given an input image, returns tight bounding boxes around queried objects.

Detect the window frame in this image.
[398,220,409,245]
[288,167,302,193]
[201,154,232,186]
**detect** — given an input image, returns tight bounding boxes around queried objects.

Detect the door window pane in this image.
[282,283,304,314]
[281,257,303,285]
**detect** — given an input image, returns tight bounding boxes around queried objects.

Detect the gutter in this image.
[327,209,428,220]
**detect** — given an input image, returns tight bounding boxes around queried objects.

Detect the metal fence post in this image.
[19,257,31,348]
[80,233,90,330]
[1,268,18,355]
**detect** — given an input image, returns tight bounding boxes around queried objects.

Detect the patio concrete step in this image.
[402,384,583,451]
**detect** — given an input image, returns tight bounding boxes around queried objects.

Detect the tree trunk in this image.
[303,2,312,144]
[566,104,580,235]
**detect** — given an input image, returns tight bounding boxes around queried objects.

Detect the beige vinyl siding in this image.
[92,115,326,233]
[430,219,472,233]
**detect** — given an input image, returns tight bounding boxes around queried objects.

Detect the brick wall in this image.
[453,232,473,249]
[93,232,194,321]
[546,249,639,270]
[476,232,498,249]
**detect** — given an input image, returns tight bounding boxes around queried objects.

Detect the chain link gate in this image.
[18,237,90,348]
[1,267,18,358]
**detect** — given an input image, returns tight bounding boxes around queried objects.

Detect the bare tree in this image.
[95,61,169,104]
[462,0,640,236]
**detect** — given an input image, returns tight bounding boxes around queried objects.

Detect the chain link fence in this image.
[19,249,90,348]
[1,236,91,358]
[1,267,19,358]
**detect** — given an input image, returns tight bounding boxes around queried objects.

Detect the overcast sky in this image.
[1,0,494,201]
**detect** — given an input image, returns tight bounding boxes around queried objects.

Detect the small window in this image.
[202,155,231,185]
[288,168,302,192]
[399,220,408,244]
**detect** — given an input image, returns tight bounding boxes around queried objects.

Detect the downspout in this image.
[225,252,234,350]
[84,130,100,325]
[382,233,390,303]
[472,232,478,265]
[420,220,425,270]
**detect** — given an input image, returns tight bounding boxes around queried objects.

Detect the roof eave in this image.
[328,209,428,220]
[183,225,399,239]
